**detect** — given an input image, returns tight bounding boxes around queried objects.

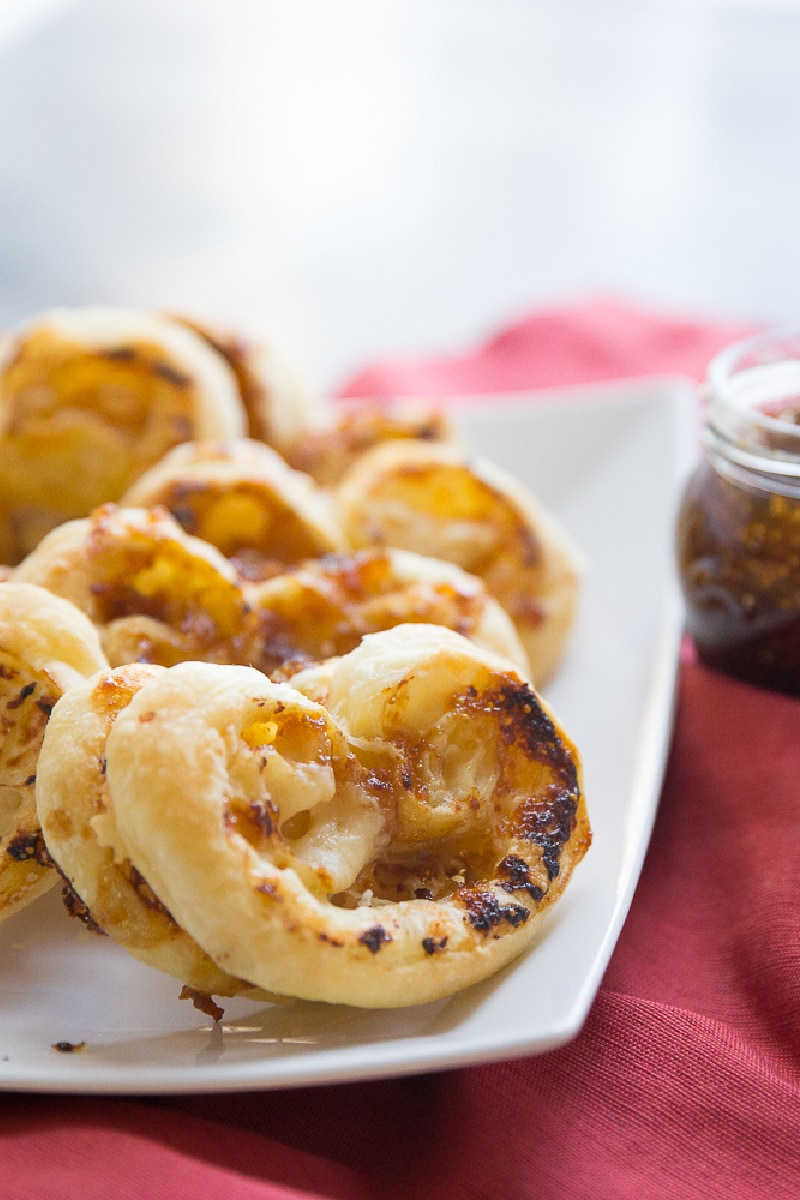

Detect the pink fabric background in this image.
[3,299,799,1200]
[337,297,749,397]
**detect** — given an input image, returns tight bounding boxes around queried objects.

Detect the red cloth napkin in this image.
[3,299,799,1200]
[337,296,750,397]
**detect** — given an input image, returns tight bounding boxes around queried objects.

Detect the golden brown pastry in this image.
[0,306,245,562]
[36,663,268,999]
[169,313,324,451]
[122,438,348,581]
[335,441,584,686]
[102,626,589,1007]
[282,401,453,487]
[0,581,107,922]
[14,504,253,669]
[248,547,530,679]
[13,501,526,681]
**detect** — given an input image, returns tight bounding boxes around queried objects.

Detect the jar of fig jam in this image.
[677,327,800,695]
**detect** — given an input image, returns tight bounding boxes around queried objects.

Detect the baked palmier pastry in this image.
[335,441,584,685]
[169,314,324,452]
[0,306,245,562]
[282,401,453,487]
[36,663,268,1000]
[122,439,348,581]
[248,547,530,679]
[0,581,106,922]
[101,625,589,1007]
[14,504,253,670]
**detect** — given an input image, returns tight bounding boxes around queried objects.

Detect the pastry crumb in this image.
[179,985,225,1022]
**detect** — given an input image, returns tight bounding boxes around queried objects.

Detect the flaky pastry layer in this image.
[0,581,107,922]
[36,663,267,998]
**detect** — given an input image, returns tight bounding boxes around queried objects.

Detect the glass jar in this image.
[676,326,800,696]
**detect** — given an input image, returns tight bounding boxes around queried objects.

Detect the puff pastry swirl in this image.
[100,625,589,1007]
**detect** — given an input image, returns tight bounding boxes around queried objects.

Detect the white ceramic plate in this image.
[0,375,695,1094]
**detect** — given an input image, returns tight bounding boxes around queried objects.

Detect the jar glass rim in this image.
[706,325,800,436]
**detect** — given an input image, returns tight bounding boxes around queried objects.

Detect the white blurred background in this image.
[0,0,798,389]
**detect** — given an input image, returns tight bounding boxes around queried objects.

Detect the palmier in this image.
[122,438,347,581]
[36,663,266,998]
[0,581,106,922]
[103,626,589,1007]
[14,504,253,669]
[282,401,453,487]
[169,314,324,452]
[0,306,245,562]
[335,441,584,685]
[248,547,530,678]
